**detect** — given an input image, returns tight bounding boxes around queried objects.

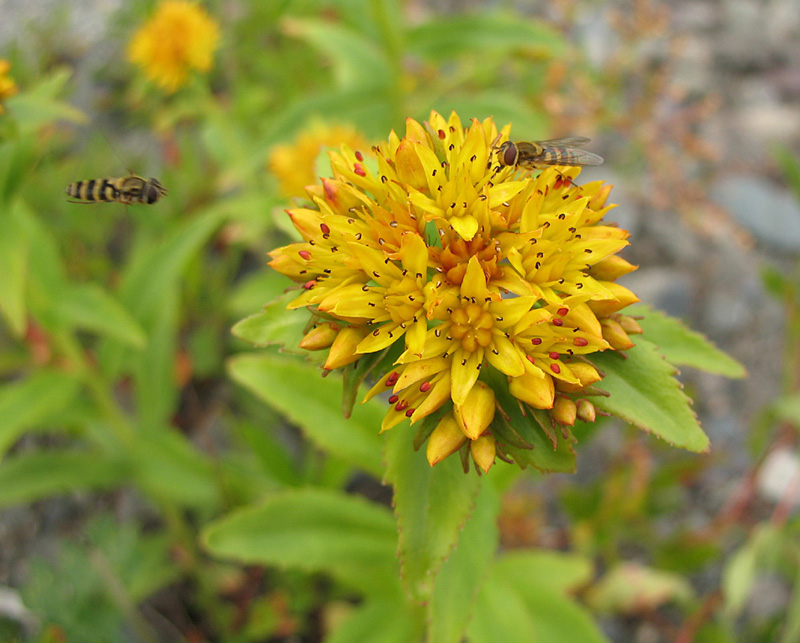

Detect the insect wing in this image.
[541,147,604,166]
[533,136,592,147]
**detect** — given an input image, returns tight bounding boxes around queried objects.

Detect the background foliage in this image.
[0,1,796,642]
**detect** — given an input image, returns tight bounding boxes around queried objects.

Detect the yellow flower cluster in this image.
[269,111,641,472]
[128,1,220,92]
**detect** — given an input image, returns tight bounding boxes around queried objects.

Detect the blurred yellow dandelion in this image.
[0,59,19,113]
[128,1,220,92]
[268,123,371,198]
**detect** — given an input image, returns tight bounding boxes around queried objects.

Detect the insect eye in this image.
[146,185,159,203]
[501,141,517,167]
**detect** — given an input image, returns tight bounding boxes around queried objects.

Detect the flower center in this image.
[450,302,494,352]
[439,237,500,286]
[385,276,423,323]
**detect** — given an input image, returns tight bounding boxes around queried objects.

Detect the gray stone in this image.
[711,174,800,251]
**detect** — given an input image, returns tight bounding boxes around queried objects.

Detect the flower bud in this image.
[321,178,365,213]
[556,362,602,393]
[454,381,496,440]
[470,434,496,473]
[562,302,602,339]
[600,318,635,350]
[576,399,596,423]
[552,396,577,426]
[588,255,638,281]
[324,326,369,369]
[618,315,643,335]
[427,413,467,466]
[299,322,340,351]
[509,372,555,409]
[588,283,640,316]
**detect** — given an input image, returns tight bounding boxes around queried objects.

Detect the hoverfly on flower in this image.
[494,137,604,171]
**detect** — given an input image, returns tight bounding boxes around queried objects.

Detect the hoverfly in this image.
[65,173,167,205]
[494,137,604,171]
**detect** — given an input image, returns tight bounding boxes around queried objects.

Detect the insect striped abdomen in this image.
[66,178,120,202]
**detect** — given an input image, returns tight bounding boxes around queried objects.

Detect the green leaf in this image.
[232,420,302,487]
[469,550,607,643]
[467,573,538,643]
[118,209,226,323]
[202,488,399,595]
[131,428,221,509]
[383,424,480,603]
[326,597,423,643]
[428,483,500,643]
[99,209,224,378]
[407,13,567,60]
[231,290,309,354]
[494,551,608,643]
[281,17,390,89]
[0,136,37,204]
[227,269,295,318]
[0,199,29,336]
[721,524,781,617]
[52,283,147,349]
[632,305,746,378]
[0,451,127,507]
[592,339,710,453]
[227,351,384,477]
[20,201,68,303]
[494,550,594,596]
[518,583,609,643]
[5,68,87,134]
[132,286,179,432]
[0,369,82,457]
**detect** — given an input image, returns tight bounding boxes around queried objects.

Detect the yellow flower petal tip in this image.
[470,435,496,474]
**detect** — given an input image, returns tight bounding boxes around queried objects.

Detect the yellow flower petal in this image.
[509,372,555,409]
[470,434,496,473]
[325,326,368,369]
[356,323,404,353]
[454,381,496,440]
[450,347,483,406]
[450,214,479,241]
[486,334,526,377]
[427,413,467,466]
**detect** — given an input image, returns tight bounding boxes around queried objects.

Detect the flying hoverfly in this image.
[65,173,167,205]
[494,137,604,171]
